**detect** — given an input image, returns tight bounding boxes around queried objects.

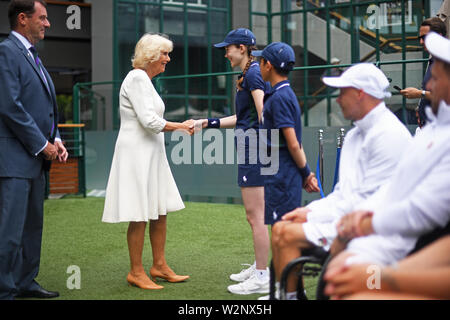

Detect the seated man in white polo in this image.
[268,63,412,300]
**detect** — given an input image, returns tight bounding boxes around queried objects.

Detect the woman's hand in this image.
[193,119,208,133]
[179,119,195,135]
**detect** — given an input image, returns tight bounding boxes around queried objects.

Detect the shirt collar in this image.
[272,80,290,92]
[11,31,33,50]
[353,102,386,133]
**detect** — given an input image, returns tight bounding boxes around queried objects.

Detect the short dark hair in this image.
[8,0,47,30]
[421,17,447,37]
[261,57,293,77]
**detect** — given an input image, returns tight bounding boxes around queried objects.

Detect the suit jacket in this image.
[0,33,59,178]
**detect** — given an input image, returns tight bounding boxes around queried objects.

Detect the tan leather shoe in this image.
[126,272,164,290]
[150,267,190,283]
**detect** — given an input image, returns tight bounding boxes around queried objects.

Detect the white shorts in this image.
[345,234,417,267]
[302,220,337,251]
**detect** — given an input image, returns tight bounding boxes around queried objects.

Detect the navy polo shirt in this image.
[261,80,303,163]
[235,62,268,130]
[260,80,304,224]
[234,62,269,187]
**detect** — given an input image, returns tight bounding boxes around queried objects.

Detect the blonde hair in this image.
[131,33,173,69]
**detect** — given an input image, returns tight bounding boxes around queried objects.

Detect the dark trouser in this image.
[0,173,45,300]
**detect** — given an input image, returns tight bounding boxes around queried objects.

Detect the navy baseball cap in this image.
[214,28,256,48]
[252,42,295,71]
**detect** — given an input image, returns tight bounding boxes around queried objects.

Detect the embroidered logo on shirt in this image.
[243,176,247,182]
[427,142,433,149]
[318,237,328,247]
[273,211,278,221]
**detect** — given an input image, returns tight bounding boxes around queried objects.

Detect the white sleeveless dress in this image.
[102,69,185,222]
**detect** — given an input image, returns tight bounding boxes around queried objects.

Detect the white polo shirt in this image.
[346,101,450,266]
[306,102,412,223]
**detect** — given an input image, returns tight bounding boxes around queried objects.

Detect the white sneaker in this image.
[229,263,255,282]
[227,274,270,295]
[258,289,306,300]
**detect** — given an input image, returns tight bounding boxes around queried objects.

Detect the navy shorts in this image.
[264,166,303,225]
[237,163,265,187]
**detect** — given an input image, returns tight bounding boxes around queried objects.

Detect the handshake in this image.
[178,119,208,136]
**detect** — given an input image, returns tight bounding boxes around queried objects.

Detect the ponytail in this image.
[236,45,258,90]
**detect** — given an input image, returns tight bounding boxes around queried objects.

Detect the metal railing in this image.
[72,57,428,129]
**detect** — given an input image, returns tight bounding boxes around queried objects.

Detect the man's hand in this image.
[324,263,375,299]
[303,172,320,193]
[55,140,69,163]
[282,207,311,223]
[42,142,58,161]
[336,210,374,240]
[323,251,356,299]
[400,87,422,99]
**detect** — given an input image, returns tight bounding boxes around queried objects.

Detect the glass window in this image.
[251,0,428,126]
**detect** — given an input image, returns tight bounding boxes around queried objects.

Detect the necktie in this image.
[29,46,40,67]
[29,46,49,89]
[30,46,54,136]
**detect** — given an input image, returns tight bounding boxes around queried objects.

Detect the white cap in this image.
[322,63,392,99]
[331,57,340,64]
[425,32,450,64]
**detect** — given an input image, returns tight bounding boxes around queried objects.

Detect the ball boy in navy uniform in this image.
[252,42,319,226]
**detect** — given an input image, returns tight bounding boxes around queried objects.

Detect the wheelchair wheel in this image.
[315,255,332,300]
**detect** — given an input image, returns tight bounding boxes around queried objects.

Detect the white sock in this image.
[274,282,280,298]
[286,291,298,300]
[255,268,269,281]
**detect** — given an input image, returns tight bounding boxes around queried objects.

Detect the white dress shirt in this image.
[306,102,412,223]
[346,101,450,265]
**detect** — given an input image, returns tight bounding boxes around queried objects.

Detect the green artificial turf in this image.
[34,198,317,300]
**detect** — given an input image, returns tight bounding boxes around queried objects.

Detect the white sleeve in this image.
[343,129,410,210]
[126,73,167,134]
[372,153,450,237]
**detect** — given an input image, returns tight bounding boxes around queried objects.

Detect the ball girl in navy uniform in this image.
[198,28,271,295]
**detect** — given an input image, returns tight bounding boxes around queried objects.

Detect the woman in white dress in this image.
[102,33,192,290]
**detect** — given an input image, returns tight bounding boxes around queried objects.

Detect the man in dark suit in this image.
[399,17,447,127]
[0,0,68,300]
